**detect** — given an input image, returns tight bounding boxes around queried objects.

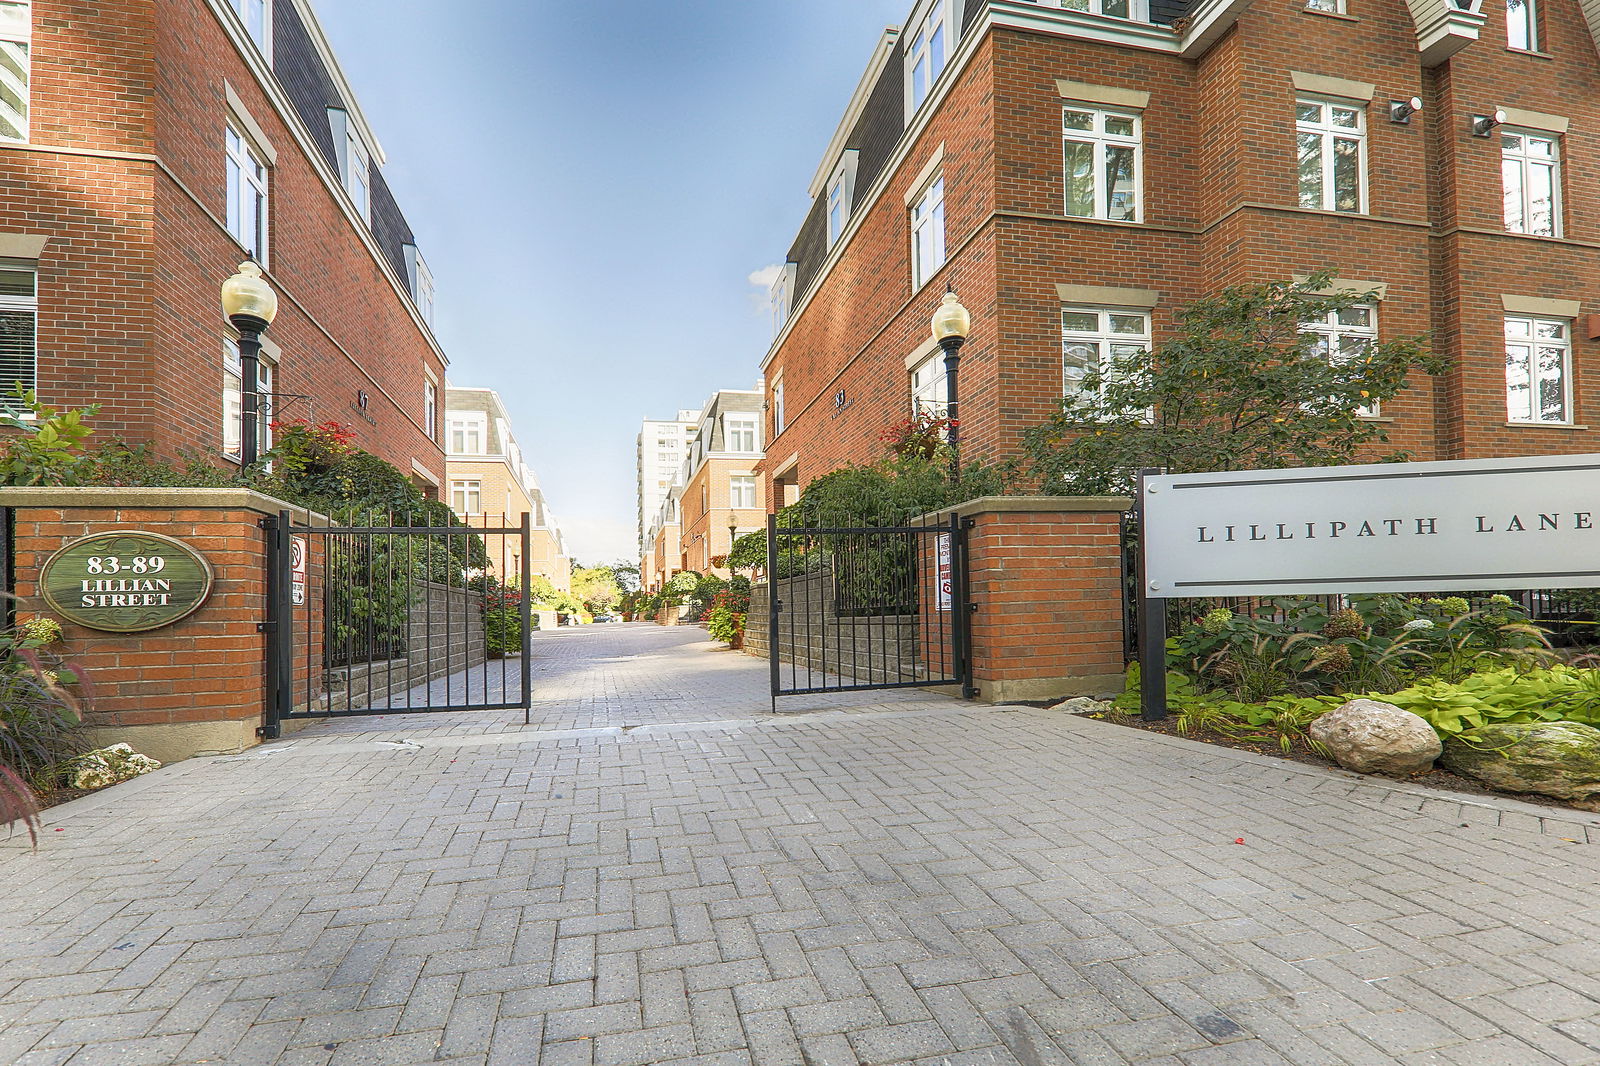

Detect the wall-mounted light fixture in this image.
[1471,109,1507,137]
[1389,97,1422,124]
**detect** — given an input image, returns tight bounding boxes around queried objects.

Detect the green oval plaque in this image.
[41,530,215,633]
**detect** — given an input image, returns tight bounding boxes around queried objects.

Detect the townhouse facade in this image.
[755,0,1600,503]
[444,385,571,592]
[673,390,766,578]
[0,0,446,487]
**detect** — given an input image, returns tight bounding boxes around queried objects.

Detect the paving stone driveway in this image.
[7,623,1600,1066]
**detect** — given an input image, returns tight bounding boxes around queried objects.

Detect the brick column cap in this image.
[918,495,1133,523]
[0,486,329,522]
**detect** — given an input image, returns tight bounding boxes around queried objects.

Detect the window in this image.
[226,123,269,261]
[0,2,30,143]
[910,351,948,418]
[228,0,269,52]
[1305,0,1345,12]
[1057,0,1148,17]
[911,175,946,289]
[1505,315,1571,424]
[1062,307,1150,405]
[1296,98,1365,214]
[222,336,274,459]
[448,415,486,454]
[826,153,858,247]
[423,380,437,441]
[451,480,482,515]
[407,246,435,325]
[770,264,796,335]
[772,377,786,435]
[344,128,370,220]
[701,482,709,516]
[730,476,757,509]
[0,261,35,401]
[907,1,948,113]
[726,415,758,452]
[1302,304,1379,416]
[1507,0,1536,50]
[1502,130,1560,237]
[1063,108,1141,222]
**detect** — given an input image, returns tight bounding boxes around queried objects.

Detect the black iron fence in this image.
[262,511,532,737]
[762,512,971,705]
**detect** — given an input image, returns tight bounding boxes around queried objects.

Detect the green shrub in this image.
[484,606,521,658]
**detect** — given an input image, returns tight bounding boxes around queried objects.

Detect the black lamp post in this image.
[727,520,738,577]
[219,261,279,466]
[930,287,972,484]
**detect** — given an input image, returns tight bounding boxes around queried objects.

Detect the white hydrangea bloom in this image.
[1402,618,1435,631]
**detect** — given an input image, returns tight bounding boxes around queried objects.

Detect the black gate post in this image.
[520,511,533,726]
[259,509,293,739]
[766,513,780,712]
[947,512,975,700]
[1135,469,1168,721]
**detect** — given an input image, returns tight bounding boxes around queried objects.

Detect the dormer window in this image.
[327,108,371,221]
[770,263,797,335]
[1058,0,1148,18]
[907,1,949,113]
[228,0,270,56]
[826,150,859,247]
[405,244,435,325]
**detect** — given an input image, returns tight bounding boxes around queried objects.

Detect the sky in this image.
[312,0,912,566]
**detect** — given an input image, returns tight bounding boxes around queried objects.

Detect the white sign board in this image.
[937,533,953,611]
[290,536,308,606]
[1144,453,1600,599]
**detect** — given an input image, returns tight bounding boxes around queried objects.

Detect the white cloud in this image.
[746,263,782,314]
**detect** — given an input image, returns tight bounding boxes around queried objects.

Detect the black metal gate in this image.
[764,512,971,705]
[261,511,533,737]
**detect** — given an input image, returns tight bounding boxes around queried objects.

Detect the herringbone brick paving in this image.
[5,623,1600,1065]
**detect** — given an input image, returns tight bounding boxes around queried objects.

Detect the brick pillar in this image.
[952,496,1132,704]
[2,487,321,764]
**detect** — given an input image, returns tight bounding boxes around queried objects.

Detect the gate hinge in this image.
[963,517,976,529]
[969,602,979,613]
[257,621,275,633]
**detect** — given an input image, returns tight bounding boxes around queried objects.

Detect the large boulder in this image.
[1309,699,1442,776]
[1441,721,1600,804]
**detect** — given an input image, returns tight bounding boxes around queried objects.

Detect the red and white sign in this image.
[290,536,307,606]
[937,533,952,611]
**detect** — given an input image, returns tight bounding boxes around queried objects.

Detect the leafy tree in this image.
[1021,272,1450,495]
[610,562,641,593]
[572,566,621,613]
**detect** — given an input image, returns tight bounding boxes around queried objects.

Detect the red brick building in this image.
[757,0,1600,502]
[0,0,446,489]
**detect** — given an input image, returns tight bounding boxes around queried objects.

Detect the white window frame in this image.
[447,413,487,455]
[725,415,759,453]
[423,378,438,441]
[222,335,275,460]
[1301,304,1380,417]
[0,1,32,144]
[911,173,947,290]
[226,122,269,262]
[1505,315,1573,425]
[344,127,370,221]
[0,259,37,404]
[1061,306,1151,409]
[227,0,271,57]
[826,151,859,247]
[1501,129,1561,238]
[905,0,952,116]
[1062,106,1143,222]
[1295,97,1367,215]
[406,245,435,325]
[450,480,483,515]
[772,376,786,436]
[729,475,757,509]
[1053,0,1151,19]
[770,263,796,335]
[910,350,948,419]
[1304,0,1346,12]
[1507,0,1537,50]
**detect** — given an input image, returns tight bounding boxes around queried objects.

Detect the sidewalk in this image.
[5,624,1600,1065]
